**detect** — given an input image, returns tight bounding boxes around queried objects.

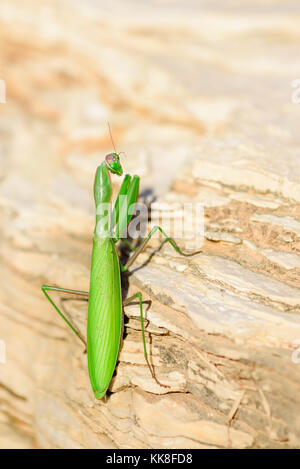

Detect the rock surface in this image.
[0,0,300,449]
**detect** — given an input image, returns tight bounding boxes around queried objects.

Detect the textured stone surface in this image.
[0,0,300,449]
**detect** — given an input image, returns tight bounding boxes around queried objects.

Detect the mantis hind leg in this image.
[119,227,200,387]
[41,285,88,346]
[123,292,170,389]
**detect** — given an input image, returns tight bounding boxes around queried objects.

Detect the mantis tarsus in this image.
[42,138,199,399]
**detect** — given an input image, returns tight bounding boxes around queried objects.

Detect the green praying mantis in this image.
[42,129,200,399]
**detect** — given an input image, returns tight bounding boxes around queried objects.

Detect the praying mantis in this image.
[42,129,199,399]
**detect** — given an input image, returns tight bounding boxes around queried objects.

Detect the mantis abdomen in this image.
[87,237,122,399]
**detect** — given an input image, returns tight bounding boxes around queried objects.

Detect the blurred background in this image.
[1,0,300,449]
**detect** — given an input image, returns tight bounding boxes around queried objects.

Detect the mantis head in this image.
[105,152,123,176]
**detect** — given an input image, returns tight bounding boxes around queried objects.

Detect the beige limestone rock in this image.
[0,0,300,450]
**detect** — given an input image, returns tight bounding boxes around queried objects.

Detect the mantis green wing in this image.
[87,237,122,399]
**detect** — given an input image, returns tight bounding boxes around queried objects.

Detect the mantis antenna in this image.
[107,122,127,158]
[107,121,117,154]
